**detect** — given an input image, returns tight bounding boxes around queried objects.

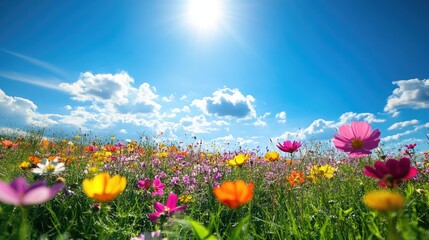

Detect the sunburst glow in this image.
[185,0,224,34]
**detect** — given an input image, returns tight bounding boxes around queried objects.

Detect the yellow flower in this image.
[179,194,193,203]
[363,190,405,212]
[19,161,31,170]
[264,151,280,162]
[158,151,169,158]
[83,172,126,202]
[308,164,336,182]
[227,153,249,167]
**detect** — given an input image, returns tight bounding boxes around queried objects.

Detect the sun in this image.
[185,0,224,35]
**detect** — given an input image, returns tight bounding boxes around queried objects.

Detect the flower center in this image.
[46,164,56,172]
[351,138,364,149]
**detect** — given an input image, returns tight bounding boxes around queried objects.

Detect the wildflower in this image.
[264,151,280,162]
[0,177,63,206]
[363,190,404,212]
[333,121,381,158]
[158,151,168,158]
[83,172,127,202]
[19,161,31,170]
[31,157,65,175]
[364,157,418,188]
[307,164,336,182]
[152,178,166,196]
[179,194,193,203]
[277,140,301,154]
[287,171,305,187]
[28,156,41,164]
[226,153,249,167]
[149,192,187,222]
[2,140,14,148]
[213,180,254,209]
[138,178,152,190]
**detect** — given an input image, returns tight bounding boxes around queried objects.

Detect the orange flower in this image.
[28,156,41,164]
[2,140,13,148]
[213,180,254,209]
[287,171,305,187]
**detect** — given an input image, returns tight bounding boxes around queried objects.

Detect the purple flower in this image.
[0,177,63,206]
[138,178,152,190]
[364,157,418,188]
[149,192,187,222]
[277,140,301,154]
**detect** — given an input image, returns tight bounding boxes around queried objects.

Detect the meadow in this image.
[0,122,429,240]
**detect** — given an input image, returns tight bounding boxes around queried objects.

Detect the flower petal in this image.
[166,193,178,209]
[21,187,52,205]
[0,182,20,205]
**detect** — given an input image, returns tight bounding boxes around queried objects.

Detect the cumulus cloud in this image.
[60,71,161,113]
[180,115,229,134]
[388,119,419,131]
[384,79,429,116]
[275,111,287,123]
[382,122,428,142]
[191,87,256,119]
[0,89,56,127]
[339,112,385,124]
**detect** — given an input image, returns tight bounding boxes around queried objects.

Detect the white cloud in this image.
[0,89,56,127]
[253,118,267,126]
[388,119,419,131]
[275,111,287,123]
[384,78,429,116]
[0,71,63,91]
[162,94,174,102]
[59,71,161,114]
[191,87,256,119]
[382,123,428,142]
[119,129,127,134]
[180,115,229,134]
[339,112,385,124]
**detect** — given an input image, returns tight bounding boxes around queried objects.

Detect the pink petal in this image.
[21,187,52,205]
[166,193,178,209]
[0,182,20,205]
[403,167,418,180]
[170,205,187,214]
[154,202,165,213]
[364,167,379,178]
[338,124,354,139]
[149,212,160,222]
[351,122,371,139]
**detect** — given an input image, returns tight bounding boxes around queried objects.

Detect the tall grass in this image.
[0,130,429,239]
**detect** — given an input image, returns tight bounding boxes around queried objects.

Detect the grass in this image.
[0,129,429,239]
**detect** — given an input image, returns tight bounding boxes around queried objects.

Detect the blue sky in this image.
[0,0,428,152]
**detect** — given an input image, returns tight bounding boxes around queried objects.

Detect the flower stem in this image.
[19,207,28,240]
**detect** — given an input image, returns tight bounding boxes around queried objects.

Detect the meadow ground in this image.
[0,123,429,240]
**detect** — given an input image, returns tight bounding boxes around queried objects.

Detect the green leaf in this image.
[188,219,217,240]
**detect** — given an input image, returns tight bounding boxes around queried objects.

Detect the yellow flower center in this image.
[351,138,364,149]
[46,164,56,172]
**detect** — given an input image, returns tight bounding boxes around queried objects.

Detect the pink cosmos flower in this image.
[0,177,63,206]
[333,121,380,158]
[364,157,418,188]
[152,178,165,197]
[149,192,187,222]
[277,140,302,154]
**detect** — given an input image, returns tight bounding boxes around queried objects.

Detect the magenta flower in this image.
[276,140,301,153]
[333,121,380,158]
[364,157,418,188]
[137,178,152,190]
[151,178,165,197]
[0,177,63,206]
[149,192,187,222]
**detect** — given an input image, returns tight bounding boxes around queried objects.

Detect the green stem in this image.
[19,207,28,240]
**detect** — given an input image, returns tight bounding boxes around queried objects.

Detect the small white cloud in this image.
[191,87,256,119]
[253,118,267,126]
[275,111,287,123]
[382,123,427,141]
[119,129,127,134]
[384,78,429,116]
[161,94,175,102]
[388,119,419,131]
[180,95,188,101]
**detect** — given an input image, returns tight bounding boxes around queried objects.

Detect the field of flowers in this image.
[1,121,429,240]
